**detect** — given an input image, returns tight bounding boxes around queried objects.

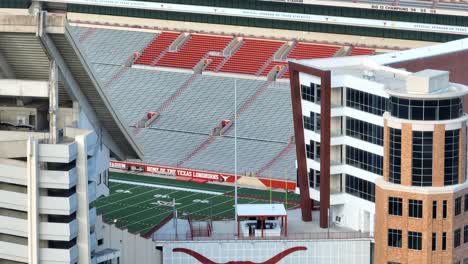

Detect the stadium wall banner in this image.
[43,0,468,35]
[163,240,372,264]
[109,160,297,190]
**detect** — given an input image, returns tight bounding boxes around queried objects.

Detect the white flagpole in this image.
[234,79,238,224]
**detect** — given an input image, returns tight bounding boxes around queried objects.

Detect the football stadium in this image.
[0,0,467,263]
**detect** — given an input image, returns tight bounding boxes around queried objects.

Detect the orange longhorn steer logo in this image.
[172,246,307,264]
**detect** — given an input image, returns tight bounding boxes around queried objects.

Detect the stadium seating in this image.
[349,47,375,56]
[149,75,268,134]
[135,31,181,65]
[224,82,293,142]
[220,38,284,75]
[156,34,233,69]
[183,136,294,178]
[205,55,226,71]
[93,64,192,125]
[288,42,341,59]
[71,27,155,65]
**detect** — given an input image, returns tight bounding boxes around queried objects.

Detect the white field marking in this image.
[130,191,209,233]
[99,185,160,212]
[111,189,183,221]
[109,183,140,193]
[118,190,202,224]
[109,179,223,195]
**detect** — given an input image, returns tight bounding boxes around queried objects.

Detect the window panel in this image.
[346,88,388,116]
[389,128,402,184]
[444,129,459,186]
[412,131,433,186]
[389,197,403,216]
[345,117,383,146]
[346,145,383,175]
[409,199,423,218]
[345,174,375,202]
[408,231,422,250]
[388,229,402,248]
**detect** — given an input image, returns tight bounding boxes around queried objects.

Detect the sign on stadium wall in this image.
[109,160,297,190]
[162,240,371,264]
[43,0,468,35]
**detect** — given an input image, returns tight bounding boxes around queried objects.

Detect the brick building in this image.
[289,38,468,263]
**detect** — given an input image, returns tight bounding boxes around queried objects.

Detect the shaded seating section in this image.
[183,136,294,179]
[93,64,192,125]
[150,75,267,134]
[70,26,156,65]
[220,38,285,75]
[224,82,293,142]
[93,62,295,179]
[156,34,233,69]
[349,47,375,56]
[135,31,181,65]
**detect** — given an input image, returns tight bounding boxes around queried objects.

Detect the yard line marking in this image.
[110,179,223,195]
[98,186,158,211]
[115,189,183,221]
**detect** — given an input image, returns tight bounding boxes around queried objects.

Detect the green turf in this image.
[110,171,300,202]
[94,172,301,236]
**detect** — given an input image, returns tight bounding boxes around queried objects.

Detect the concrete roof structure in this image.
[236,204,287,217]
[0,13,143,159]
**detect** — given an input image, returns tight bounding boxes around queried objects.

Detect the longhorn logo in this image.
[172,246,307,264]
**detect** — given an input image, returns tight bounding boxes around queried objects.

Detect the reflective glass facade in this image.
[412,131,433,186]
[389,97,463,121]
[388,128,402,184]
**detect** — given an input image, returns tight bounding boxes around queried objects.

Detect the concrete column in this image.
[27,138,39,264]
[76,135,91,264]
[49,60,59,144]
[72,101,80,127]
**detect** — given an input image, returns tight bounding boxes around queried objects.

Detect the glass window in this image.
[389,97,463,120]
[464,225,468,244]
[389,197,403,216]
[442,232,447,250]
[432,200,437,219]
[412,131,433,186]
[345,174,375,202]
[389,128,402,184]
[432,233,437,251]
[455,197,462,216]
[454,229,461,248]
[409,199,423,218]
[388,229,402,248]
[301,83,320,103]
[443,200,448,219]
[465,194,468,212]
[346,88,388,116]
[345,117,383,146]
[445,129,459,186]
[408,231,422,250]
[306,140,320,161]
[308,169,320,188]
[346,146,383,175]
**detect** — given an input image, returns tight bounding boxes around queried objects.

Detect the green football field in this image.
[93,172,300,236]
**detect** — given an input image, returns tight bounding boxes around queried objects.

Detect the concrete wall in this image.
[161,239,372,264]
[96,216,162,264]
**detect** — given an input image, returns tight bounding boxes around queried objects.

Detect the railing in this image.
[153,231,374,242]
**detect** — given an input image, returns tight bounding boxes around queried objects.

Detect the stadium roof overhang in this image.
[0,12,143,160]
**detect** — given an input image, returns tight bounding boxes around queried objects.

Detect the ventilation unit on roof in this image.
[363,70,375,81]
